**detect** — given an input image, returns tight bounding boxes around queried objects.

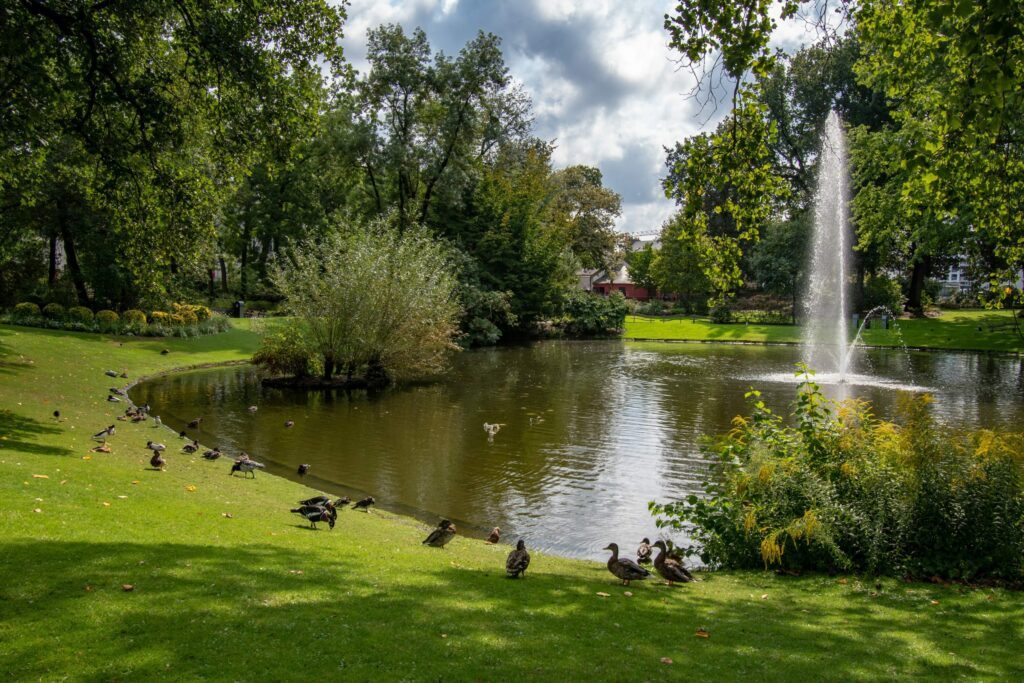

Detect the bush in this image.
[709,304,732,323]
[42,303,66,319]
[12,302,40,319]
[171,302,210,322]
[67,306,94,324]
[556,290,629,337]
[122,309,147,326]
[732,310,793,325]
[650,374,1024,580]
[95,310,119,328]
[149,311,171,325]
[862,274,904,314]
[252,323,321,378]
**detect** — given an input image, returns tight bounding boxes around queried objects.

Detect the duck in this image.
[106,395,121,403]
[297,463,309,476]
[52,410,61,421]
[230,459,264,478]
[147,441,166,452]
[202,447,222,460]
[284,420,295,428]
[351,496,375,512]
[300,494,330,507]
[92,425,115,440]
[178,430,187,438]
[150,451,166,470]
[637,538,653,565]
[90,442,112,453]
[109,387,126,396]
[603,543,650,586]
[291,505,335,530]
[506,539,531,578]
[335,496,351,507]
[422,520,457,548]
[486,527,501,544]
[152,415,162,428]
[187,417,203,429]
[160,348,170,355]
[651,541,695,586]
[182,440,199,454]
[483,422,504,441]
[104,369,119,377]
[119,370,128,378]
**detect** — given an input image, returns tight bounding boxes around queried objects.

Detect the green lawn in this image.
[626,309,1024,353]
[1,322,1022,680]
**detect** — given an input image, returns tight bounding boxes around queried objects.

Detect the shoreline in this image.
[623,336,1024,357]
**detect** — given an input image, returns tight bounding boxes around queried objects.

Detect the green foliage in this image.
[67,306,94,324]
[149,312,171,325]
[626,245,658,296]
[861,274,904,314]
[651,377,1024,579]
[252,323,321,378]
[12,302,40,319]
[555,291,629,338]
[122,310,147,326]
[42,303,65,319]
[95,310,119,328]
[709,304,733,324]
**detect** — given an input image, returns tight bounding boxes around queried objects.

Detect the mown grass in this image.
[1,322,1022,680]
[625,309,1024,353]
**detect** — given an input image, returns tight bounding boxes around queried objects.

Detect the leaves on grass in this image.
[930,600,940,605]
[760,594,768,600]
[84,585,93,592]
[623,591,633,597]
[185,485,197,492]
[32,508,42,513]
[222,512,233,518]
[288,569,304,575]
[82,455,92,460]
[695,629,710,638]
[660,657,674,665]
[32,474,49,479]
[102,502,110,507]
[596,592,610,597]
[122,584,135,592]
[837,578,848,585]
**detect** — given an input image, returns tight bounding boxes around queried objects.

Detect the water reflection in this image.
[132,341,1024,560]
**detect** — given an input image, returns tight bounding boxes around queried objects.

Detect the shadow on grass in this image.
[0,329,34,375]
[0,409,72,456]
[1,540,1021,680]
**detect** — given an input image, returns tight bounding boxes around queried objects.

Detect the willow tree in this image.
[270,222,461,385]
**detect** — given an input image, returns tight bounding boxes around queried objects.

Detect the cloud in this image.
[337,0,818,233]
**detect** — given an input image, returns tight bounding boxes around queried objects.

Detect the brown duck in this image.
[506,539,531,578]
[637,537,652,565]
[422,519,457,548]
[603,543,650,585]
[652,541,695,585]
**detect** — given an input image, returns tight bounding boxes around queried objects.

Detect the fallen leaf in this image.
[82,455,92,461]
[930,600,940,605]
[122,584,135,592]
[59,480,67,485]
[117,495,127,499]
[131,480,140,485]
[32,508,42,513]
[222,512,233,518]
[870,591,879,597]
[34,498,43,502]
[660,657,674,665]
[185,485,197,492]
[288,569,304,575]
[837,578,848,585]
[624,591,633,597]
[102,502,110,507]
[32,474,49,479]
[84,585,94,592]
[695,629,710,638]
[596,592,610,598]
[760,594,768,600]
[440,634,448,639]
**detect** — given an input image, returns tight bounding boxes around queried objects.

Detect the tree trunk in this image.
[208,269,215,298]
[48,234,58,286]
[906,255,931,315]
[219,256,228,292]
[322,357,335,380]
[59,226,90,305]
[240,222,250,297]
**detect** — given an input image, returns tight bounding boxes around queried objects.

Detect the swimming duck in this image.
[486,527,501,544]
[351,496,375,512]
[202,447,222,460]
[506,540,531,578]
[150,451,166,470]
[147,441,166,452]
[637,538,653,565]
[182,440,199,454]
[603,543,650,585]
[483,422,504,441]
[187,417,203,429]
[651,541,695,585]
[230,459,264,478]
[92,425,115,440]
[422,520,457,548]
[291,504,335,530]
[297,463,309,476]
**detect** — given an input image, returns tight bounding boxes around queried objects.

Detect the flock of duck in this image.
[84,370,695,585]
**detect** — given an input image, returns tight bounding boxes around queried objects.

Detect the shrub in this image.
[12,302,40,319]
[709,304,732,323]
[171,302,210,322]
[149,311,171,325]
[650,372,1024,580]
[67,306,94,324]
[42,303,66,319]
[862,274,904,314]
[95,310,119,328]
[556,290,629,337]
[123,309,147,326]
[252,323,321,378]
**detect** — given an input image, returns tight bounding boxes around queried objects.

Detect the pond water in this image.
[132,341,1024,561]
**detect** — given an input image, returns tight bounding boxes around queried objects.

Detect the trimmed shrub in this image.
[709,304,732,323]
[169,313,187,326]
[12,302,40,319]
[149,311,171,325]
[68,306,94,324]
[42,303,66,319]
[95,310,119,328]
[122,309,147,326]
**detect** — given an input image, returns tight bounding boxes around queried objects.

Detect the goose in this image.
[637,538,653,565]
[92,425,115,440]
[186,417,203,429]
[230,459,264,478]
[651,541,695,586]
[150,451,166,470]
[296,463,310,476]
[147,441,166,452]
[202,447,222,460]
[506,540,531,578]
[351,496,375,512]
[182,440,199,454]
[422,520,457,548]
[486,527,501,544]
[603,543,650,586]
[291,505,335,530]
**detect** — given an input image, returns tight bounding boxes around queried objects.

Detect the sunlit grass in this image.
[0,322,1022,680]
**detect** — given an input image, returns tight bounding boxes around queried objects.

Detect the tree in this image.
[748,215,810,321]
[626,244,659,297]
[270,221,461,385]
[548,165,622,270]
[652,214,712,312]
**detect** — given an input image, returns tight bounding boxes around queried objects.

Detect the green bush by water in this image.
[651,372,1024,580]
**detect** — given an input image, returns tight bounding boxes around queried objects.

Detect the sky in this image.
[336,0,821,234]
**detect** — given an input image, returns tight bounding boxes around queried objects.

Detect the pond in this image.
[132,341,1024,561]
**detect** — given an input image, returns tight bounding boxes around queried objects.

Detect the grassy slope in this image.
[626,309,1024,353]
[1,323,1022,681]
